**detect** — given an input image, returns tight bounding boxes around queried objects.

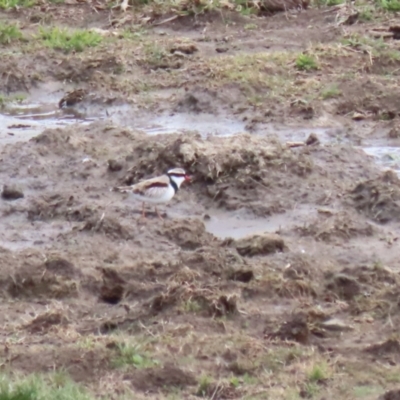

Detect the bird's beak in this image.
[185,175,192,182]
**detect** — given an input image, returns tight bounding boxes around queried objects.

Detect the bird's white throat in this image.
[169,175,186,189]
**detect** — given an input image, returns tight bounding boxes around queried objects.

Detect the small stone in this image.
[388,126,400,138]
[1,185,24,200]
[216,46,229,53]
[306,133,320,146]
[352,112,366,121]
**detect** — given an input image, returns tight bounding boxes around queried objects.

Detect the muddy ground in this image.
[2,1,400,399]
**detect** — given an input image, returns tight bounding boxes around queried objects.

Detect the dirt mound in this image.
[349,171,400,223]
[148,284,238,317]
[365,338,400,359]
[128,364,197,392]
[121,132,314,215]
[0,60,32,92]
[4,345,111,383]
[52,54,124,82]
[181,245,245,277]
[1,252,79,300]
[27,194,96,222]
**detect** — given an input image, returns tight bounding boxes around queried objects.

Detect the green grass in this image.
[0,0,34,8]
[376,0,400,11]
[296,54,318,71]
[196,375,212,397]
[353,385,384,398]
[0,23,22,44]
[0,373,93,400]
[39,27,102,53]
[321,84,341,99]
[112,342,159,369]
[307,362,330,383]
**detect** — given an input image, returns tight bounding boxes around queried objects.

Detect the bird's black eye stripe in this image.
[169,173,186,177]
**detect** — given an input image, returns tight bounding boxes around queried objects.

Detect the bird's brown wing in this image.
[116,175,169,195]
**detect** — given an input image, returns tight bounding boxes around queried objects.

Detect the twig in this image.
[152,14,179,26]
[286,141,305,148]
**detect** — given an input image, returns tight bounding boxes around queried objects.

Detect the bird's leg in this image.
[141,202,147,219]
[155,206,163,220]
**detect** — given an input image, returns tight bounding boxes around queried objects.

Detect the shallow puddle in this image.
[361,145,400,176]
[204,205,316,239]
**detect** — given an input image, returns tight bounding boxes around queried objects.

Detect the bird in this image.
[113,168,191,220]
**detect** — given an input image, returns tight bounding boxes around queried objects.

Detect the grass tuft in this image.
[296,54,318,71]
[0,0,34,8]
[376,0,400,11]
[113,341,159,369]
[321,84,341,100]
[0,373,92,400]
[0,23,22,44]
[39,27,102,53]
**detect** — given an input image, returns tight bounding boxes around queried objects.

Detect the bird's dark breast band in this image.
[169,176,178,193]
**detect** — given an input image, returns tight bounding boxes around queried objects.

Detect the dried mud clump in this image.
[181,245,244,276]
[7,261,78,300]
[81,215,132,241]
[364,338,400,362]
[128,364,197,392]
[24,311,68,333]
[52,55,124,82]
[44,257,78,278]
[350,172,400,223]
[149,285,238,317]
[0,62,31,92]
[379,388,400,400]
[161,218,214,250]
[266,313,310,344]
[342,264,400,286]
[325,273,362,300]
[297,211,375,242]
[230,233,286,257]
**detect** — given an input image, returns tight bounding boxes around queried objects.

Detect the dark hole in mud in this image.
[100,321,119,334]
[2,185,24,201]
[229,269,254,283]
[99,284,124,305]
[107,159,124,172]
